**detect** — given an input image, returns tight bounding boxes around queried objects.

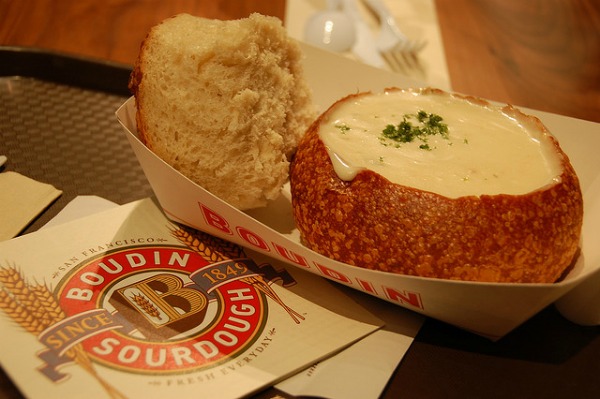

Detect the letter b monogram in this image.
[109,273,208,340]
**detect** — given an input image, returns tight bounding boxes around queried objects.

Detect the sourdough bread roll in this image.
[290,88,583,283]
[129,13,315,210]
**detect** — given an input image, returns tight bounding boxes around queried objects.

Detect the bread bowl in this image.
[290,88,583,283]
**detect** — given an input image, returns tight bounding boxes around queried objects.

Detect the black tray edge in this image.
[0,46,132,97]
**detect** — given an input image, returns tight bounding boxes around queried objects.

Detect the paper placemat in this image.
[0,197,383,399]
[34,195,424,399]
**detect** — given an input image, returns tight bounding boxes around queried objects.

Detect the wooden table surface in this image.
[1,1,599,399]
[1,0,598,122]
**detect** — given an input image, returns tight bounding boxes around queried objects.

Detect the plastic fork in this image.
[341,0,387,69]
[363,0,427,73]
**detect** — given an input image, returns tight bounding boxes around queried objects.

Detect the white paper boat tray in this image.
[117,43,600,340]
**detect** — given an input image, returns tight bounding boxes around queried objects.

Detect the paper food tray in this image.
[117,43,600,340]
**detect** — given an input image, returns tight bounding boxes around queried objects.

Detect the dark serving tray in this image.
[0,46,154,233]
[0,46,132,96]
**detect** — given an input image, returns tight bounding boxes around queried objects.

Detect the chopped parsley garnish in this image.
[381,110,449,150]
[335,123,351,133]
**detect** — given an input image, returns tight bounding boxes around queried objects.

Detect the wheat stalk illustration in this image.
[171,225,245,261]
[130,293,162,320]
[239,274,305,324]
[0,265,127,399]
[171,225,304,323]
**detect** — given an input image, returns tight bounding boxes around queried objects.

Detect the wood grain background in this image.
[436,0,600,122]
[0,0,598,122]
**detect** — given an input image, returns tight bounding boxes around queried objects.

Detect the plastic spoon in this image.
[303,0,356,52]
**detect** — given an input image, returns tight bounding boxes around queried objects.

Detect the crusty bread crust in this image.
[290,89,584,283]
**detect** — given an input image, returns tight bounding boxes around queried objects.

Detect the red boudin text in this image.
[199,203,424,310]
[64,249,190,302]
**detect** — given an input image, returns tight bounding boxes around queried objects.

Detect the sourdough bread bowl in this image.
[290,87,583,283]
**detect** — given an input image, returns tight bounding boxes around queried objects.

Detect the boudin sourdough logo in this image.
[0,226,302,397]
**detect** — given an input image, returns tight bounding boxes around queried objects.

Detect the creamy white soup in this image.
[319,90,562,198]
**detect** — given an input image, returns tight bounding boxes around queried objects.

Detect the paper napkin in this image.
[36,196,424,399]
[0,171,62,240]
